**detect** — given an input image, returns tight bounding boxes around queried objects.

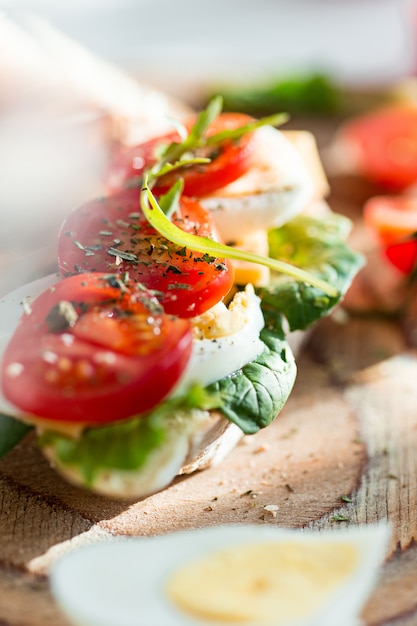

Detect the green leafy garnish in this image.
[152,157,211,181]
[141,183,339,297]
[139,96,341,298]
[204,111,290,145]
[146,95,289,186]
[0,413,32,459]
[136,94,351,299]
[158,179,184,218]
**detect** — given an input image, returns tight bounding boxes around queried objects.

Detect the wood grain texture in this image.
[307,316,417,625]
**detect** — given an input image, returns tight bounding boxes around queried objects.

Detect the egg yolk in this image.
[166,540,358,624]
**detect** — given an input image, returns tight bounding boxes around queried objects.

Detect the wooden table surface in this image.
[1,116,417,625]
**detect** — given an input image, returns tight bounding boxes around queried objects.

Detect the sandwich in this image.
[0,97,363,499]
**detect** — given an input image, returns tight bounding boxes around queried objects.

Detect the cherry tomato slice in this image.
[1,273,192,424]
[363,195,417,274]
[339,105,417,191]
[385,238,417,274]
[105,113,255,197]
[105,131,178,194]
[58,189,234,318]
[363,195,417,246]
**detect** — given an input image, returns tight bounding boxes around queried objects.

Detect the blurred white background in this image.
[2,0,416,99]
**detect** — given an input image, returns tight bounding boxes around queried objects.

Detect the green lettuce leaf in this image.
[0,413,32,459]
[38,386,222,484]
[206,314,296,434]
[257,213,364,331]
[40,415,165,485]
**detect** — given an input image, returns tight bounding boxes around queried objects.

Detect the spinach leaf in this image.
[0,413,32,459]
[257,213,364,331]
[38,385,222,484]
[206,315,297,434]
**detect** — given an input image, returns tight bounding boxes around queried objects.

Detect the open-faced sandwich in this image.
[0,93,363,499]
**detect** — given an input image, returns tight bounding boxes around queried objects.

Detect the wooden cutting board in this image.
[1,118,417,625]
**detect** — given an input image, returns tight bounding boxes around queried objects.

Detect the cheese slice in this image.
[230,229,271,286]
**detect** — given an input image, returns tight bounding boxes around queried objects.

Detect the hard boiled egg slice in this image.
[50,523,389,626]
[200,126,315,243]
[175,283,264,395]
[0,273,59,416]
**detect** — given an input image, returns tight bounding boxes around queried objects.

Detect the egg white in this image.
[200,126,315,243]
[175,285,264,396]
[0,273,61,416]
[0,274,264,419]
[50,523,389,626]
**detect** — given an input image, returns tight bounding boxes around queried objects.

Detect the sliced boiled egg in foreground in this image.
[50,523,389,626]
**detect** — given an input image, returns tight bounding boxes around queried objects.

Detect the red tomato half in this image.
[385,238,417,274]
[1,273,192,424]
[106,131,178,194]
[339,105,417,191]
[105,113,255,197]
[364,195,417,274]
[58,189,234,318]
[363,195,417,246]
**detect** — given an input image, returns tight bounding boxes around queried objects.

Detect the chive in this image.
[141,184,339,297]
[135,97,339,298]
